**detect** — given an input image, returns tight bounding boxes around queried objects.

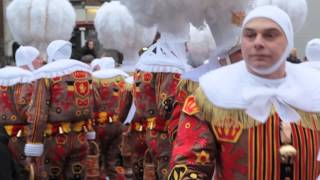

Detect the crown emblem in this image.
[182,96,199,116]
[212,119,243,143]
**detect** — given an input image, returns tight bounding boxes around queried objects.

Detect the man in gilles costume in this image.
[169,6,320,180]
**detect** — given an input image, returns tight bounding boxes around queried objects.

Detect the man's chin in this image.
[247,63,272,71]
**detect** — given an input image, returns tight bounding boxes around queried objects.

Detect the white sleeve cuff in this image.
[24,143,44,157]
[87,131,96,140]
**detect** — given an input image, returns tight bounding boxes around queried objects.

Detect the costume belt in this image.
[45,119,93,136]
[146,116,168,131]
[129,120,147,132]
[4,124,28,137]
[94,112,120,125]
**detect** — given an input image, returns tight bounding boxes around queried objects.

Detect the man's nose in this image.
[253,34,265,50]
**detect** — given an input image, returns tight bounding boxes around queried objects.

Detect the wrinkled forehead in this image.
[243,17,285,35]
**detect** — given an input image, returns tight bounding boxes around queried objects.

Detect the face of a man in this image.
[241,18,287,71]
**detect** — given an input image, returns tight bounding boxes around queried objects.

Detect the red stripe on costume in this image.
[248,128,254,180]
[291,125,299,180]
[314,130,320,177]
[298,126,307,180]
[305,129,313,180]
[265,118,272,180]
[274,114,281,180]
[257,125,263,179]
[31,81,43,142]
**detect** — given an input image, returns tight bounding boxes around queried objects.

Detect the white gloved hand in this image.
[86,131,96,140]
[24,143,44,157]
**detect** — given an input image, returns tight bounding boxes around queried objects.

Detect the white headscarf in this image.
[305,39,320,62]
[15,46,39,71]
[242,5,294,75]
[90,57,116,71]
[47,40,72,63]
[33,40,90,80]
[91,57,129,79]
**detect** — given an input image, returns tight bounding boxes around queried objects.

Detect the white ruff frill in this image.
[199,61,320,123]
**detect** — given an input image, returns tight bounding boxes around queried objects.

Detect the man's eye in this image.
[263,32,279,40]
[244,33,256,39]
[264,33,274,38]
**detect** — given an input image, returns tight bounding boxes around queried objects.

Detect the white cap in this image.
[47,40,72,63]
[90,57,116,71]
[15,46,39,70]
[305,39,320,62]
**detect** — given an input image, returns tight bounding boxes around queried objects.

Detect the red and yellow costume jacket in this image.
[93,75,132,125]
[170,88,320,180]
[92,74,132,179]
[132,70,181,179]
[168,79,199,145]
[0,66,34,172]
[27,71,93,144]
[0,83,33,132]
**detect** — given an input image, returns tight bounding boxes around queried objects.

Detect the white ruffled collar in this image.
[0,66,34,86]
[199,61,320,123]
[33,59,91,80]
[92,69,129,79]
[300,61,320,71]
[135,42,191,74]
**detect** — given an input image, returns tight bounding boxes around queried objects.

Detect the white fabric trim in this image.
[123,103,136,124]
[125,76,134,84]
[92,69,129,79]
[136,64,188,74]
[91,57,116,71]
[33,59,91,80]
[199,61,320,123]
[0,66,34,86]
[300,61,320,71]
[182,54,222,82]
[86,131,96,140]
[24,143,44,157]
[135,41,191,74]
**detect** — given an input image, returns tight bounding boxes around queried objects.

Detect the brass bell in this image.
[59,126,64,134]
[16,130,22,138]
[83,126,88,133]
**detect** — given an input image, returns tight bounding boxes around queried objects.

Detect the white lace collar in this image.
[33,59,91,80]
[199,61,320,123]
[92,69,129,79]
[0,66,34,86]
[135,42,191,74]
